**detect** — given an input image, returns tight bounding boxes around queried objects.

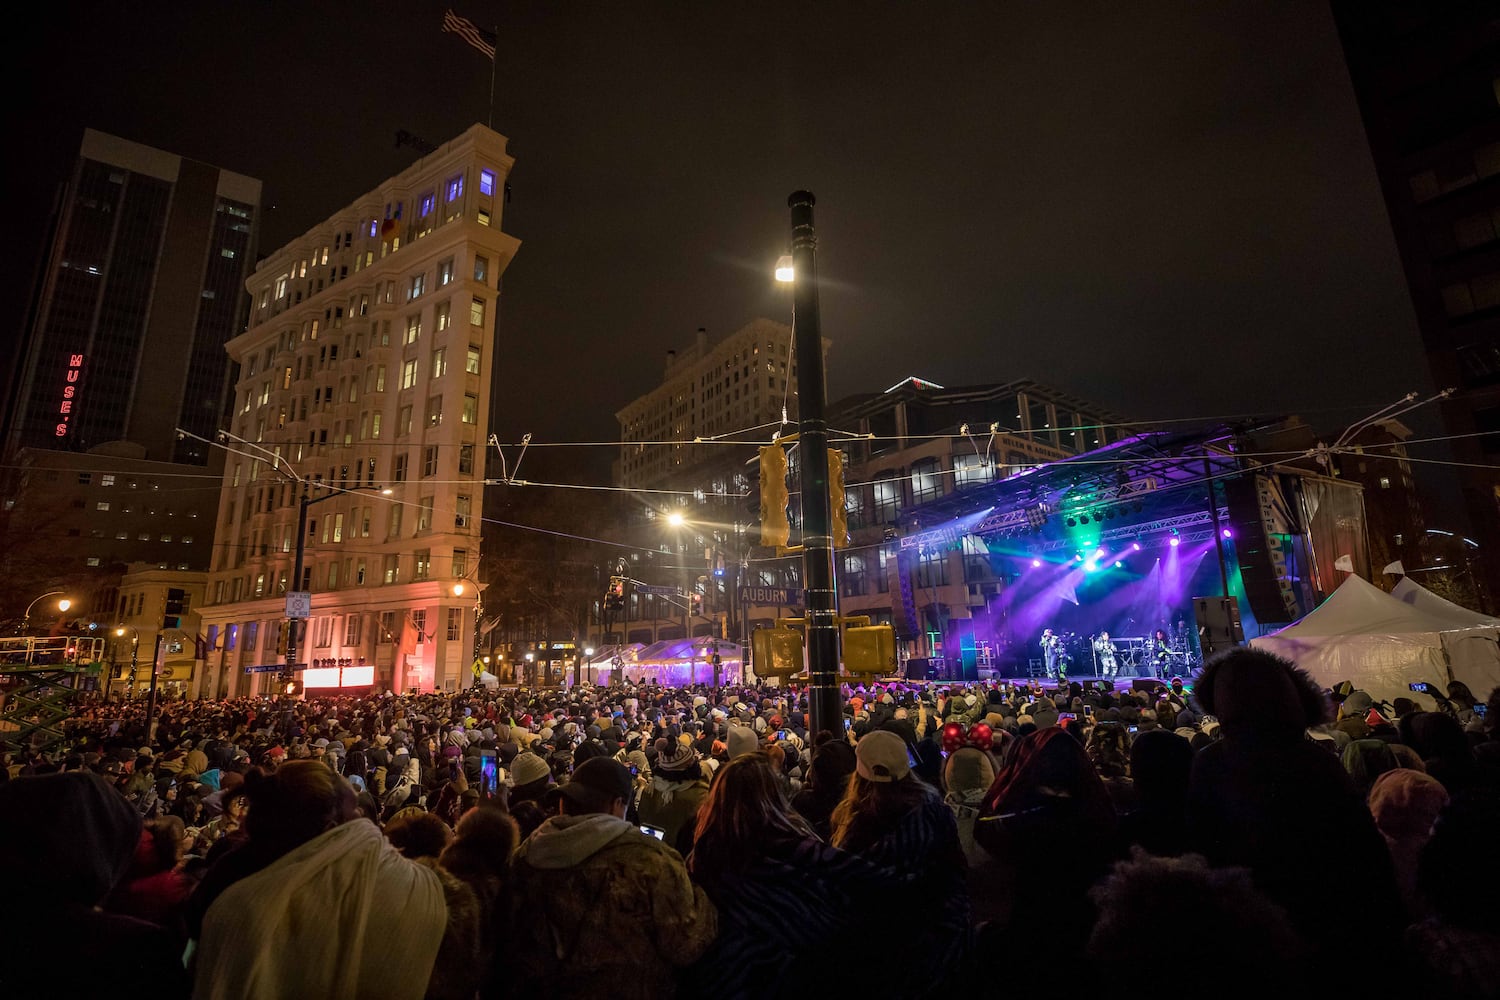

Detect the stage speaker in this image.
[1222,474,1298,625]
[1131,678,1166,693]
[1194,596,1244,658]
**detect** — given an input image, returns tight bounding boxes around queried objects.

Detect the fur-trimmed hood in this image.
[1195,648,1330,737]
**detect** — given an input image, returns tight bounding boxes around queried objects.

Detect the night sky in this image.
[12,1,1436,484]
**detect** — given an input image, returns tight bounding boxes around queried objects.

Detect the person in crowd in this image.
[193,761,481,1000]
[790,735,856,840]
[107,814,196,940]
[0,771,189,1000]
[637,737,711,855]
[1403,793,1500,996]
[1119,728,1193,856]
[1367,768,1450,919]
[975,726,1119,954]
[1088,850,1307,986]
[385,805,455,860]
[1403,711,1480,794]
[1342,737,1400,797]
[505,756,717,998]
[684,752,886,996]
[831,729,972,996]
[1187,648,1403,967]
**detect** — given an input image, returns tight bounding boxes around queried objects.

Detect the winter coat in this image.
[505,814,717,999]
[636,776,709,856]
[681,834,892,999]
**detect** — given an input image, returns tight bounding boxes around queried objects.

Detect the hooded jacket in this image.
[505,813,717,999]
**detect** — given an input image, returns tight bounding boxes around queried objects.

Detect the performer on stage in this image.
[1094,631,1118,679]
[1041,628,1062,679]
[1152,628,1172,678]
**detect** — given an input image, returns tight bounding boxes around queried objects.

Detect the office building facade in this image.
[197,124,520,697]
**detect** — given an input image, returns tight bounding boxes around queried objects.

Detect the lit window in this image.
[446,175,464,201]
[462,394,478,424]
[96,501,110,511]
[431,347,448,378]
[86,556,101,567]
[479,169,495,195]
[470,297,486,326]
[473,256,489,283]
[465,346,481,374]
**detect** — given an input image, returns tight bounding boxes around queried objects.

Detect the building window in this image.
[414,549,431,580]
[388,504,403,538]
[398,405,413,436]
[436,300,451,331]
[100,474,115,487]
[462,394,478,424]
[953,452,993,489]
[917,547,949,588]
[393,453,408,482]
[417,496,434,532]
[873,473,901,524]
[407,273,426,301]
[962,536,990,580]
[479,169,495,196]
[412,610,426,644]
[473,256,489,284]
[402,359,418,389]
[95,501,110,511]
[446,175,464,202]
[345,614,361,646]
[405,315,421,345]
[86,556,101,567]
[840,553,867,597]
[447,607,463,642]
[469,297,486,326]
[437,257,455,286]
[426,396,443,427]
[431,347,447,379]
[455,494,472,528]
[911,458,942,504]
[453,548,468,578]
[423,446,439,477]
[465,345,481,374]
[78,472,92,485]
[383,554,400,584]
[458,444,474,475]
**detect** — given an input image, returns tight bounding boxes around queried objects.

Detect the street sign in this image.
[245,663,307,674]
[286,591,312,619]
[739,585,800,607]
[635,584,680,596]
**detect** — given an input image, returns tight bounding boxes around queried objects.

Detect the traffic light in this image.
[828,448,848,549]
[162,588,186,630]
[605,576,625,611]
[690,592,703,616]
[759,445,790,548]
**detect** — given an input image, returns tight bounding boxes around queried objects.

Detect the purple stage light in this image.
[1221,528,1232,538]
[1169,536,1180,547]
[1114,560,1123,568]
[1031,558,1042,568]
[1132,542,1142,551]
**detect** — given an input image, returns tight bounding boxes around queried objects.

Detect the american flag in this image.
[442,8,497,60]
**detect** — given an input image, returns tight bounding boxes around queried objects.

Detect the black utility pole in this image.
[787,191,842,737]
[144,631,164,738]
[283,485,312,689]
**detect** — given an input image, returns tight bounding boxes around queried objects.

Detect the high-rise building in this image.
[0,130,258,624]
[197,124,519,698]
[2,129,261,464]
[1331,1,1500,609]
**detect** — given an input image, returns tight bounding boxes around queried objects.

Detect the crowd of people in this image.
[2,646,1497,999]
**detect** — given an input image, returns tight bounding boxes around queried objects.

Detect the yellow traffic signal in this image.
[751,627,804,678]
[843,624,897,675]
[759,445,790,548]
[828,448,848,549]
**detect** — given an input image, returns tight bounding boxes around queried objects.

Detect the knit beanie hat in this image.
[726,725,760,760]
[1368,768,1449,840]
[510,751,551,787]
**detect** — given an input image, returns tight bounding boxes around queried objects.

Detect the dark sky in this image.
[12,1,1436,480]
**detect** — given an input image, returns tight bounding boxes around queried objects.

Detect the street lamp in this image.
[115,626,140,699]
[20,591,71,634]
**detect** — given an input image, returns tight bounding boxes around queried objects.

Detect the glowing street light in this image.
[666,510,686,527]
[774,255,794,282]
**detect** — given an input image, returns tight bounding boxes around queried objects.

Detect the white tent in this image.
[1390,576,1500,628]
[1250,574,1500,703]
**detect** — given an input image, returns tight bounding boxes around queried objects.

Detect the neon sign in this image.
[55,353,84,437]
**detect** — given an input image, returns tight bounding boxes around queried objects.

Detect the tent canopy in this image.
[1250,574,1500,704]
[1390,577,1500,629]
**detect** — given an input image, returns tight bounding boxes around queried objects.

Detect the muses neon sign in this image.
[55,354,83,438]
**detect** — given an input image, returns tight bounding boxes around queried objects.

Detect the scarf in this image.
[649,774,698,807]
[193,819,446,1000]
